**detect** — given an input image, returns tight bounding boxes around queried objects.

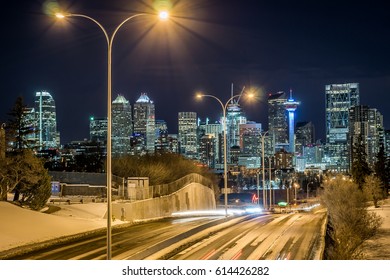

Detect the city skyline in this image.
[1,0,390,144]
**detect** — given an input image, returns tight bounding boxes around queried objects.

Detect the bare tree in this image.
[321,175,382,259]
[363,174,384,208]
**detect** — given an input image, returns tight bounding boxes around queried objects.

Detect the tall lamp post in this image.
[256,170,260,206]
[274,168,281,205]
[260,131,268,210]
[55,10,169,260]
[268,156,273,209]
[286,183,290,205]
[196,92,253,217]
[306,181,313,201]
[293,182,299,204]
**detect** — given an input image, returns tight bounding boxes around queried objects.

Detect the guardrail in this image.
[126,173,214,201]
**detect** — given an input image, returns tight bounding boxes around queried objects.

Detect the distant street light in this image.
[54,10,169,260]
[196,91,254,217]
[293,182,299,204]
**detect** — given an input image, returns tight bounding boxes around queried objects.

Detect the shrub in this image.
[321,175,382,259]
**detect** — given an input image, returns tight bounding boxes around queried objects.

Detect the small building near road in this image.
[49,171,109,197]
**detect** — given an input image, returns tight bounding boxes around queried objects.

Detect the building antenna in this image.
[231,83,234,103]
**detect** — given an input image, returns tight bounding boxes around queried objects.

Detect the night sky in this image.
[1,0,390,145]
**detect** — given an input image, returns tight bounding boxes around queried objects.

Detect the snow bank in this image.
[361,198,390,259]
[0,201,123,252]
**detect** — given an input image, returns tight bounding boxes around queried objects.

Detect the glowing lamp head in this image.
[196,93,204,99]
[158,11,169,21]
[247,92,255,99]
[55,13,65,19]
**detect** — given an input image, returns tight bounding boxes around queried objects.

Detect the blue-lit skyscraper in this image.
[284,89,300,154]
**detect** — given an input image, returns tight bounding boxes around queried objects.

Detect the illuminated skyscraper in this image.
[112,95,132,156]
[226,99,247,163]
[385,130,390,159]
[155,119,169,153]
[325,83,359,171]
[167,134,179,154]
[268,91,288,152]
[198,118,223,165]
[199,134,216,168]
[284,89,300,154]
[23,107,39,149]
[34,91,59,149]
[349,105,383,168]
[89,116,107,144]
[240,122,262,157]
[133,93,155,153]
[295,121,315,156]
[178,112,198,159]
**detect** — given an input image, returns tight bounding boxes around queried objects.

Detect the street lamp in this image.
[55,10,168,260]
[267,156,274,209]
[274,168,281,203]
[196,92,253,217]
[256,170,260,206]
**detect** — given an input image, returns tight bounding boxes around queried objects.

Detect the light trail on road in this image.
[4,209,326,260]
[164,211,326,260]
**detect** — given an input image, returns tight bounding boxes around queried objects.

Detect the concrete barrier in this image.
[111,182,216,222]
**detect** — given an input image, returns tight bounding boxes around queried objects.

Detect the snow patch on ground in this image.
[0,201,125,252]
[361,198,390,259]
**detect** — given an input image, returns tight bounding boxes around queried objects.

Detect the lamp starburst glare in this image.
[55,13,65,19]
[159,11,169,20]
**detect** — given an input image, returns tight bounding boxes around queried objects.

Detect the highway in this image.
[6,209,326,260]
[156,210,326,260]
